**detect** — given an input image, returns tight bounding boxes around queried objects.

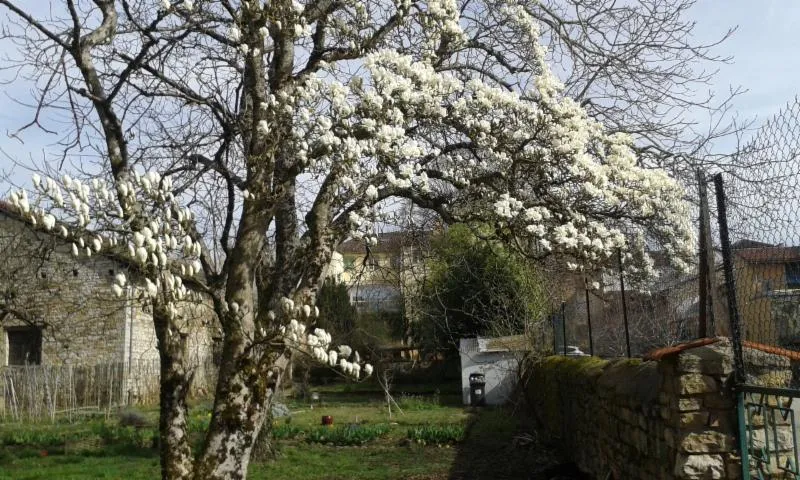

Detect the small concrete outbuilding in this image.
[458,335,529,406]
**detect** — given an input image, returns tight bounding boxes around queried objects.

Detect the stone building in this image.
[729,240,800,347]
[337,230,430,313]
[0,202,217,404]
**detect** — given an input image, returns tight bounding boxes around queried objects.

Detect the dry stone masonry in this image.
[525,338,793,479]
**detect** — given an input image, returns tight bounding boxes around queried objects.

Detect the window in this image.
[391,255,402,269]
[786,263,800,289]
[365,256,380,271]
[7,327,42,365]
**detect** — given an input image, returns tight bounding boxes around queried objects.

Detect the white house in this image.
[458,335,529,406]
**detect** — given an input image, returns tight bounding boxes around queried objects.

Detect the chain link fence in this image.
[715,98,800,387]
[557,99,800,361]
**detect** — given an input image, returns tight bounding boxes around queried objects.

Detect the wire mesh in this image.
[554,215,717,359]
[716,98,800,388]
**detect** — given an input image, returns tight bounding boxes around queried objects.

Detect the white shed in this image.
[458,335,529,406]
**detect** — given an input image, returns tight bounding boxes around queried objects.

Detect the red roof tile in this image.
[643,338,720,361]
[736,246,800,264]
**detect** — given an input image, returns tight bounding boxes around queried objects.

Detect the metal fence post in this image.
[713,173,750,480]
[561,301,567,356]
[618,249,631,358]
[585,282,594,356]
[713,174,745,383]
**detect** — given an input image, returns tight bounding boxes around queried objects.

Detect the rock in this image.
[271,402,290,418]
[679,431,735,453]
[680,412,710,429]
[678,374,718,395]
[674,453,725,479]
[678,345,733,376]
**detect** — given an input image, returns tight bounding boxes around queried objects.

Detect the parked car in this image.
[555,345,589,356]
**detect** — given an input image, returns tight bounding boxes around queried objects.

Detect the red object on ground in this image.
[321,415,334,426]
[40,450,48,457]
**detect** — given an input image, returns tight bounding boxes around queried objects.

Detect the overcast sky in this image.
[0,1,798,186]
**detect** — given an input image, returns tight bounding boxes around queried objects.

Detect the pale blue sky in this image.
[689,1,800,126]
[0,1,798,183]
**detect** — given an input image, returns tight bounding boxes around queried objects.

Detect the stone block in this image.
[678,345,733,376]
[703,392,734,410]
[750,371,792,388]
[679,431,735,454]
[680,412,710,429]
[678,374,718,395]
[665,428,676,447]
[750,425,794,452]
[674,453,725,479]
[661,406,673,421]
[679,397,704,412]
[706,410,733,431]
[725,455,742,480]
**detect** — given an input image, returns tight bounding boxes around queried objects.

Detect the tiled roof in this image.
[459,334,530,354]
[643,336,800,362]
[338,230,430,255]
[735,246,800,264]
[643,338,719,361]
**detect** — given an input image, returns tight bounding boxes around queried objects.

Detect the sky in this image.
[0,1,798,186]
[688,1,800,125]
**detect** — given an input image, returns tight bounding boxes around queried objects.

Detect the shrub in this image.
[397,393,440,411]
[94,423,155,449]
[305,424,390,446]
[272,424,304,440]
[118,410,150,428]
[0,428,73,447]
[406,424,465,446]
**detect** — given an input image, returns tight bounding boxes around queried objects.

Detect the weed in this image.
[396,393,441,411]
[272,424,304,440]
[406,424,465,446]
[305,424,390,446]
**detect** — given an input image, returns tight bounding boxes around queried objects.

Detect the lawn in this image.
[0,385,560,479]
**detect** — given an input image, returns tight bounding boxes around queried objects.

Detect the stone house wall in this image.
[0,211,129,366]
[0,208,219,409]
[524,339,791,479]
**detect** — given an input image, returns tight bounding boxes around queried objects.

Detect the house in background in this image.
[730,240,800,347]
[556,250,725,357]
[458,335,529,405]
[0,202,218,405]
[337,230,430,313]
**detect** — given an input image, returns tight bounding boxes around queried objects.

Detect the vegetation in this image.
[412,224,549,351]
[315,279,358,343]
[305,424,390,446]
[406,424,466,446]
[0,383,566,480]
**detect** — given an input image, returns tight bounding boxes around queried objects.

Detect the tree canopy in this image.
[413,224,548,351]
[0,0,695,478]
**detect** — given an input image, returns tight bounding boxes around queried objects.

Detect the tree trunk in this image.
[193,352,288,480]
[153,305,195,480]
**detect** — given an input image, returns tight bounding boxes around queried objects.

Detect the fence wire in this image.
[558,99,800,361]
[716,98,800,388]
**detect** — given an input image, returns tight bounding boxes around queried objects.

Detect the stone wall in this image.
[0,209,218,370]
[0,211,129,366]
[0,206,220,413]
[524,339,789,479]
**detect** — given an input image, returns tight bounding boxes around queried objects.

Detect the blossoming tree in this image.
[0,0,693,478]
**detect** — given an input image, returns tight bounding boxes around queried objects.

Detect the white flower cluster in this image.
[8,169,205,315]
[277,297,373,380]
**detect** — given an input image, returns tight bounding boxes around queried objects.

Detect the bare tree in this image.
[527,0,746,181]
[0,1,695,478]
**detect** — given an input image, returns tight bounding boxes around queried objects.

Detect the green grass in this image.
[0,385,560,480]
